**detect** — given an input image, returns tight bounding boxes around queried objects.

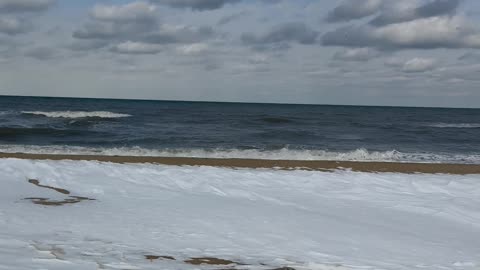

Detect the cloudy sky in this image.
[1,0,480,107]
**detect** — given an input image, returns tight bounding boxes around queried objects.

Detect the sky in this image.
[0,0,480,108]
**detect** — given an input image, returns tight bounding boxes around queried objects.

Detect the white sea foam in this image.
[1,144,479,164]
[427,123,480,128]
[0,159,479,269]
[21,111,132,119]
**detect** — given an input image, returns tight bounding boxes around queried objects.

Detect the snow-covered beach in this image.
[1,158,479,270]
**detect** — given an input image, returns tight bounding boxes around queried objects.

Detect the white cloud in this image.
[176,43,209,55]
[333,48,380,61]
[111,41,162,54]
[373,16,479,48]
[323,15,480,49]
[402,57,437,73]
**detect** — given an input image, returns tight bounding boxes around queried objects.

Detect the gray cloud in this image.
[326,0,383,23]
[324,0,466,51]
[67,39,109,51]
[401,57,437,73]
[371,0,460,26]
[416,0,460,17]
[0,17,31,35]
[74,2,159,41]
[152,0,240,11]
[383,57,404,68]
[0,0,55,13]
[176,43,210,56]
[171,53,221,71]
[73,20,156,40]
[242,22,318,50]
[91,1,157,23]
[142,26,214,44]
[73,1,217,57]
[74,21,214,46]
[322,25,373,48]
[24,46,57,60]
[322,16,480,50]
[0,0,56,38]
[435,63,480,82]
[458,51,480,62]
[217,10,249,26]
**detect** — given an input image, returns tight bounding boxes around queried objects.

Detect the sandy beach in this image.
[1,152,480,174]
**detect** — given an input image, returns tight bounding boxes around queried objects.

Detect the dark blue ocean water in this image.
[1,95,479,163]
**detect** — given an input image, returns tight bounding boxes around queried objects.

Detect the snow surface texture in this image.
[0,158,479,270]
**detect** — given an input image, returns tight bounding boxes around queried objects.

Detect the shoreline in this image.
[1,153,480,174]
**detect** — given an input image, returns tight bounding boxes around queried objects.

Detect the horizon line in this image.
[0,94,478,110]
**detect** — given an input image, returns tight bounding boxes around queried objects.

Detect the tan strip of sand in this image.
[1,152,480,174]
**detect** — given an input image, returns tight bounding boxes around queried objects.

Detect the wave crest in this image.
[21,111,132,119]
[0,145,479,164]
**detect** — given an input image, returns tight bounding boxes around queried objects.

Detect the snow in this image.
[0,158,479,270]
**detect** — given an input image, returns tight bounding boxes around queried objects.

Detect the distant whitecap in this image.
[21,111,132,119]
[427,123,480,128]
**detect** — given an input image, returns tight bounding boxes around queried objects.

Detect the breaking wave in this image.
[1,145,479,164]
[21,111,132,119]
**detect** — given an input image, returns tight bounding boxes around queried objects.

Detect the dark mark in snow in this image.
[28,179,71,195]
[145,255,175,262]
[24,196,95,206]
[185,257,238,265]
[26,179,95,206]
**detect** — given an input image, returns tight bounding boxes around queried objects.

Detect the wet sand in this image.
[2,152,480,174]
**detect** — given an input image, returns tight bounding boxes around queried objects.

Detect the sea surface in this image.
[1,95,479,163]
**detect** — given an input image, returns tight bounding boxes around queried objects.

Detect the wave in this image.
[0,145,479,164]
[427,123,480,128]
[0,127,87,137]
[21,111,132,119]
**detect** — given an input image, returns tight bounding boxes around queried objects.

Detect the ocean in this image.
[1,95,479,163]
